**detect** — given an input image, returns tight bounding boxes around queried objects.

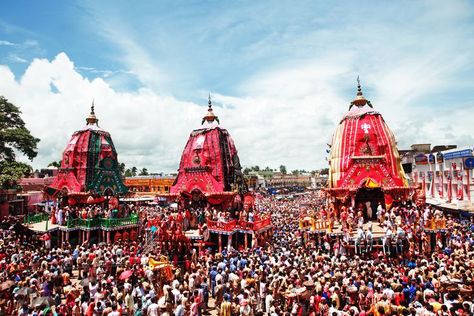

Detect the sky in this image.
[0,0,473,173]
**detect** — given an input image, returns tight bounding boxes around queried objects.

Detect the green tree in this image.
[243,167,251,175]
[0,97,40,188]
[279,165,287,175]
[320,168,329,175]
[124,169,133,177]
[291,170,299,175]
[48,160,62,168]
[139,168,149,176]
[0,162,33,188]
[131,166,137,177]
[119,162,126,177]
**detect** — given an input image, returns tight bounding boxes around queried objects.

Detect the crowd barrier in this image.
[64,215,139,229]
[23,213,50,224]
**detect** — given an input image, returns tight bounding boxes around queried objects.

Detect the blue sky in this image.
[1,0,473,172]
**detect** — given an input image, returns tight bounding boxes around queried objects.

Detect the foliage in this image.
[0,161,33,188]
[279,165,287,175]
[119,163,126,177]
[0,97,39,162]
[124,169,133,177]
[320,168,329,175]
[139,168,149,176]
[0,97,39,188]
[48,160,62,168]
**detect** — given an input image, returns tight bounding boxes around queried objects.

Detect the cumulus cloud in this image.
[1,0,474,173]
[0,53,201,172]
[1,51,472,176]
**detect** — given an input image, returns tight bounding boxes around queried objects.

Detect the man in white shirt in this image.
[147,297,160,316]
[265,293,274,314]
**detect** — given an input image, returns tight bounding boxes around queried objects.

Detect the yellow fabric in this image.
[365,178,379,188]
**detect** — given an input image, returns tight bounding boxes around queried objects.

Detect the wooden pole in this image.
[218,234,222,253]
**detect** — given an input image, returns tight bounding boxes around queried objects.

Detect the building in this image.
[327,78,410,211]
[267,173,312,188]
[412,147,474,210]
[0,189,25,217]
[124,175,176,195]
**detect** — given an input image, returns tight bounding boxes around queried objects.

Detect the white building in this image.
[412,147,474,210]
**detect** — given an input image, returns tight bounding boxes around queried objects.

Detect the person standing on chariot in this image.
[50,206,57,224]
[355,224,365,255]
[365,222,373,254]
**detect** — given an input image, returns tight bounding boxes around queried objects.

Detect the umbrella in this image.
[32,296,55,307]
[16,287,34,296]
[0,280,15,292]
[119,270,133,281]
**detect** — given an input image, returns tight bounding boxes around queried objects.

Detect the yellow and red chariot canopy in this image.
[328,81,409,198]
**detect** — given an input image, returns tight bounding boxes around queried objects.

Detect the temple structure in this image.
[170,96,247,209]
[45,104,128,205]
[327,78,410,212]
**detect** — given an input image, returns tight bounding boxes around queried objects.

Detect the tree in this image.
[320,168,329,175]
[131,166,137,177]
[243,167,251,175]
[279,165,287,175]
[0,161,33,188]
[291,170,299,175]
[119,162,126,177]
[124,169,133,177]
[139,168,149,176]
[48,160,62,168]
[0,97,40,188]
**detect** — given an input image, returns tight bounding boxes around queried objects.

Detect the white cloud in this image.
[1,1,474,173]
[0,53,201,172]
[7,54,27,63]
[0,40,15,46]
[1,44,473,174]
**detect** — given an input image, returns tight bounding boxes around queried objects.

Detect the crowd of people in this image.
[0,191,473,315]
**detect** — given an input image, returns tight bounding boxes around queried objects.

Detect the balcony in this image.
[62,215,139,230]
[23,213,50,224]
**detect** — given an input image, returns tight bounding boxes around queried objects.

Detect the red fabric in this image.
[171,127,238,196]
[47,127,118,196]
[114,232,122,243]
[384,193,393,210]
[329,110,407,191]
